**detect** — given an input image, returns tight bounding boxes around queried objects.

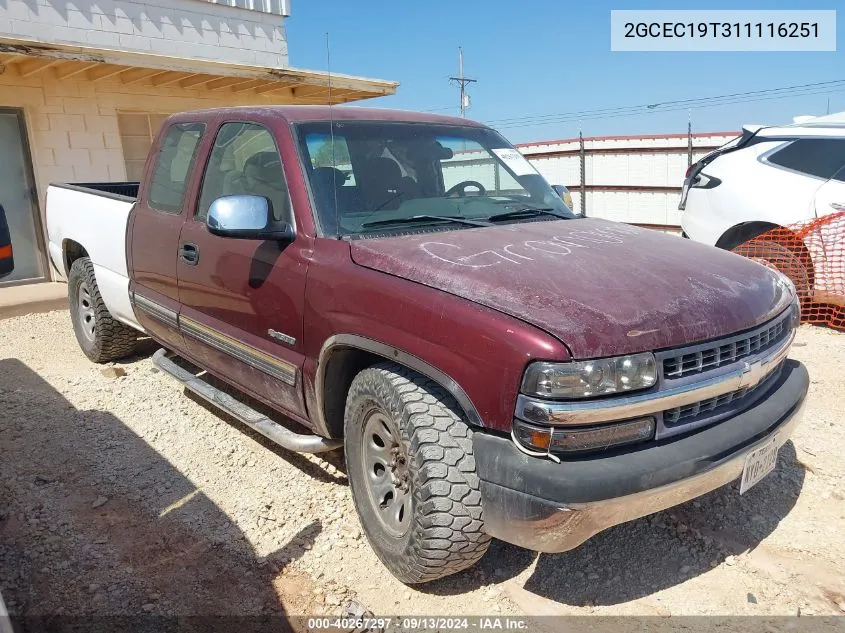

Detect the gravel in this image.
[1,310,844,618]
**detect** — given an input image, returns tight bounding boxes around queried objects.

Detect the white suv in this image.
[681,112,845,302]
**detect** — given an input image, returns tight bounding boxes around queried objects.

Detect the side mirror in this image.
[0,204,14,279]
[207,195,294,242]
[551,184,583,216]
[551,185,568,199]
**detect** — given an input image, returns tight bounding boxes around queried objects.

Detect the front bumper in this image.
[474,360,808,553]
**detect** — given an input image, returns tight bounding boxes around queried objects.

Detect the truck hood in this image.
[349,219,793,358]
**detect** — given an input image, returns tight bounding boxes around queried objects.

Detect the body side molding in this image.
[132,292,297,387]
[180,315,297,386]
[131,292,178,329]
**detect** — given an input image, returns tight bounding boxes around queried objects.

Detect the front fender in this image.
[313,333,484,436]
[302,240,569,435]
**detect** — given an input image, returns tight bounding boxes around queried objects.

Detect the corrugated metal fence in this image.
[517,132,738,229]
[440,131,740,231]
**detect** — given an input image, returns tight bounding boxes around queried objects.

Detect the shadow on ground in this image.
[424,442,804,606]
[0,358,320,625]
[181,380,347,483]
[115,341,344,481]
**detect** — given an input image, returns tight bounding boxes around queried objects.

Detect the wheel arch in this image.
[315,334,484,439]
[716,221,782,250]
[62,239,89,277]
[716,221,815,285]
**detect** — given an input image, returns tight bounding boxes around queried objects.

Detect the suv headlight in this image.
[790,291,801,329]
[521,353,657,399]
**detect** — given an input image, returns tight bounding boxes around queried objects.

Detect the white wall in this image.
[440,133,738,227]
[520,133,739,226]
[197,0,289,15]
[0,0,288,67]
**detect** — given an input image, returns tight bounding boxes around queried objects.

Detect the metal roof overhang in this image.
[0,38,398,104]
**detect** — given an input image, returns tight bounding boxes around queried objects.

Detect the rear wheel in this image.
[68,257,138,363]
[732,240,812,301]
[344,362,490,584]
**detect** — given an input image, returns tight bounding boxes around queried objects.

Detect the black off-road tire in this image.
[68,257,138,363]
[732,240,812,301]
[344,362,491,584]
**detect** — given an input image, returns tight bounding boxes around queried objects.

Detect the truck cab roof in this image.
[166,105,487,127]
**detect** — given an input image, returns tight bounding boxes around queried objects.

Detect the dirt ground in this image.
[1,310,844,622]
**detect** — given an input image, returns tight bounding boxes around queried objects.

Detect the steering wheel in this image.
[445,180,487,197]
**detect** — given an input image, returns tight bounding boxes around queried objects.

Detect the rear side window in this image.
[766,138,845,181]
[147,123,205,213]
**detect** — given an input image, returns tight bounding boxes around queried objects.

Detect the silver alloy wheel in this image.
[361,409,412,537]
[77,282,96,342]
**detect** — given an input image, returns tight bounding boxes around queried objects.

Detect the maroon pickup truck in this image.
[46,106,808,584]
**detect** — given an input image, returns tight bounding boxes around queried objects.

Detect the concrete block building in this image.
[0,0,397,284]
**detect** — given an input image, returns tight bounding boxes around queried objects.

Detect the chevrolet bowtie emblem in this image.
[739,359,766,390]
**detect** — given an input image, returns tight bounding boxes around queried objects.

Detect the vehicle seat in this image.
[311,167,346,207]
[231,152,290,221]
[400,175,422,200]
[359,157,404,211]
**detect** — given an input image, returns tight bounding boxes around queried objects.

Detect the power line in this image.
[484,79,845,129]
[487,78,845,125]
[494,84,845,130]
[486,78,845,125]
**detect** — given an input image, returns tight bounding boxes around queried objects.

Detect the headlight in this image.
[790,292,801,329]
[521,353,657,399]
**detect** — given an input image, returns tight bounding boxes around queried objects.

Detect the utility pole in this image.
[687,109,693,168]
[579,130,586,216]
[449,47,477,117]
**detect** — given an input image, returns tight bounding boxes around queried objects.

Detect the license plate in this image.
[739,435,779,495]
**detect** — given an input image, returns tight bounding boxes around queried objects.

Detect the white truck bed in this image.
[45,183,143,331]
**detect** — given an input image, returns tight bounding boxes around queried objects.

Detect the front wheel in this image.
[68,257,138,363]
[344,362,490,584]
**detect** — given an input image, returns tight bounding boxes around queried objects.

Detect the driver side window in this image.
[197,122,291,223]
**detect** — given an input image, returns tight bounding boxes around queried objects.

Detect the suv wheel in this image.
[68,257,138,363]
[344,362,490,584]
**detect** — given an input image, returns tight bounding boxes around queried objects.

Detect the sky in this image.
[285,0,843,143]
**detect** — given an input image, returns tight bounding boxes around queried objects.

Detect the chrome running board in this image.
[152,348,342,454]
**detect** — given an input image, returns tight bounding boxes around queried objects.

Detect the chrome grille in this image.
[663,316,788,380]
[663,367,780,426]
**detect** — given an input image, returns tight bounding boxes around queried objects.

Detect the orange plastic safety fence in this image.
[731,211,845,330]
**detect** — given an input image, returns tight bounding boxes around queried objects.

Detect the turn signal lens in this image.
[549,417,655,452]
[512,422,552,451]
[514,418,656,454]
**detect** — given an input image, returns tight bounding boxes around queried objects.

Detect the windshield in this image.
[295,121,575,237]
